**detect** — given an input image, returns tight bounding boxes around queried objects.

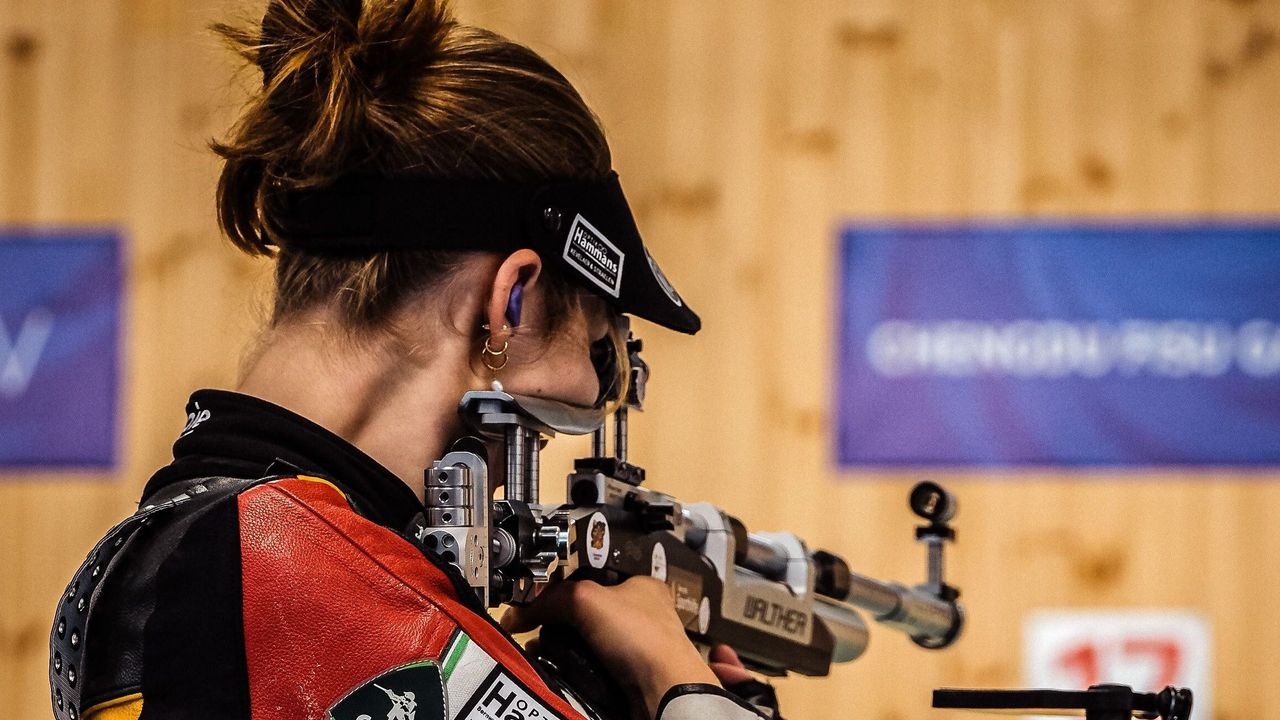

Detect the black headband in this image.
[270,172,700,335]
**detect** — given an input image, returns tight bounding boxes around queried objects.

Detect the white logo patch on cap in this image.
[563,215,624,298]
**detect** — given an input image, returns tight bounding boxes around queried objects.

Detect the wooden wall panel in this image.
[3,2,1278,719]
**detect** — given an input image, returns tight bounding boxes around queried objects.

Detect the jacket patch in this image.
[328,661,446,720]
[455,666,564,720]
[439,632,566,720]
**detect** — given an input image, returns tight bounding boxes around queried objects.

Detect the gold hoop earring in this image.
[481,335,509,372]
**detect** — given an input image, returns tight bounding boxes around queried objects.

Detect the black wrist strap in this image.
[655,683,771,720]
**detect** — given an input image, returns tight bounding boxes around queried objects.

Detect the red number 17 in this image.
[1056,637,1181,689]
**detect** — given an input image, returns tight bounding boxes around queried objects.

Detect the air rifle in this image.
[421,332,964,707]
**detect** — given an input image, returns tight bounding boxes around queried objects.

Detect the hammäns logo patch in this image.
[328,661,445,720]
[562,215,624,298]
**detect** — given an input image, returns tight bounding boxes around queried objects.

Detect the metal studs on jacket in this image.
[48,502,174,720]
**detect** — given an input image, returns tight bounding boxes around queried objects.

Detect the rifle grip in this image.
[534,624,633,720]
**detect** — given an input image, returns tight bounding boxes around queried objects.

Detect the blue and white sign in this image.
[836,221,1280,467]
[0,230,122,468]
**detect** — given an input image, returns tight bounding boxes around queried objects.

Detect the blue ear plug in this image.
[505,283,524,327]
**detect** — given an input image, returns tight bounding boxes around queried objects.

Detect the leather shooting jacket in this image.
[48,390,768,720]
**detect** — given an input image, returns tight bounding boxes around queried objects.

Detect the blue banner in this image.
[0,231,121,468]
[836,221,1280,467]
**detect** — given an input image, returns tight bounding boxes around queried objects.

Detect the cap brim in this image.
[534,174,701,334]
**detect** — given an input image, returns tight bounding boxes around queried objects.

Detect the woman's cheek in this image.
[513,352,597,407]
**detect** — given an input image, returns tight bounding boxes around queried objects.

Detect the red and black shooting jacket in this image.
[49,390,766,720]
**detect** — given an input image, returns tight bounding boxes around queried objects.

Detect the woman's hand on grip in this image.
[501,576,720,716]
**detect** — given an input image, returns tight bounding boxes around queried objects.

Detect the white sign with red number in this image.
[1024,610,1211,720]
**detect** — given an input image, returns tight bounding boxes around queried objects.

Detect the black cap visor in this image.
[271,172,700,334]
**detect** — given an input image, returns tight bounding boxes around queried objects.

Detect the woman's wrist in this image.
[639,657,721,716]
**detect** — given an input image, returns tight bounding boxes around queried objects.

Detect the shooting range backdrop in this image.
[2,3,1279,720]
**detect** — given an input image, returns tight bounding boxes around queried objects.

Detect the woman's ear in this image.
[485,249,542,343]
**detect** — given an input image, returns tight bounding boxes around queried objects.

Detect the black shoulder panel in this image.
[140,490,251,719]
[50,477,261,720]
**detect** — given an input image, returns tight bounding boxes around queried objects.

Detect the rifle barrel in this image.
[839,570,959,645]
[736,528,961,646]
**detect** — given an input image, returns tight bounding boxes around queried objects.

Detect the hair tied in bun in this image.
[211,0,615,327]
